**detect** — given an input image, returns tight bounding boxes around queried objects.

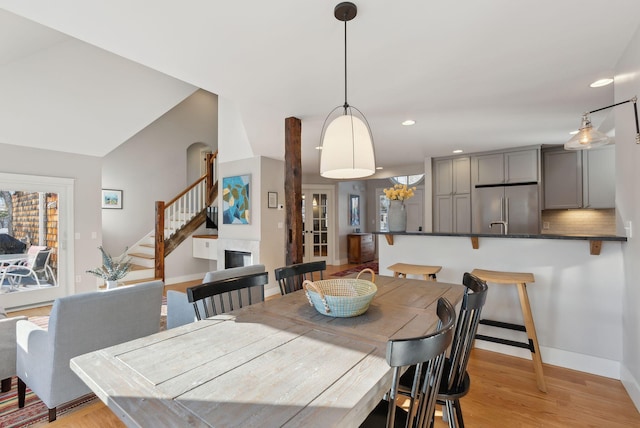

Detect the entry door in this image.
[301,188,333,263]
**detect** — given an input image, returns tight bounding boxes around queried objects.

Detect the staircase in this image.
[120,151,218,285]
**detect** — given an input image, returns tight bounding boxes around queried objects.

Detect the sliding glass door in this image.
[0,173,74,309]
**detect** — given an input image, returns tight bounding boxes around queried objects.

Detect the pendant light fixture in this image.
[319,2,376,179]
[565,96,640,150]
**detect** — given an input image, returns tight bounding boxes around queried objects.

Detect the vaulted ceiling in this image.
[1,1,640,177]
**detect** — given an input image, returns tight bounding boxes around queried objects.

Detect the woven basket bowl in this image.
[303,268,376,317]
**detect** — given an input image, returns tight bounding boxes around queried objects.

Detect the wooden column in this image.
[154,201,165,282]
[285,117,303,265]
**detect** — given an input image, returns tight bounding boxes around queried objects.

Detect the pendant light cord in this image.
[343,12,349,111]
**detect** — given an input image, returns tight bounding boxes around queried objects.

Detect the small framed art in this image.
[102,189,123,209]
[268,192,278,209]
[349,194,360,226]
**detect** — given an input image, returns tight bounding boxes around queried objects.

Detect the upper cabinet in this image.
[434,157,471,195]
[433,157,471,233]
[543,149,582,209]
[582,146,615,209]
[473,149,539,185]
[543,146,615,209]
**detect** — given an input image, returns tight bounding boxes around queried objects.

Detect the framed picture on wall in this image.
[349,194,360,226]
[268,191,278,209]
[222,175,251,224]
[101,189,123,209]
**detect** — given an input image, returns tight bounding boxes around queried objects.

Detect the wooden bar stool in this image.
[471,268,547,393]
[387,263,442,281]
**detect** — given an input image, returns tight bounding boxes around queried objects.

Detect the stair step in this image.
[130,264,150,271]
[129,252,154,260]
[140,243,154,248]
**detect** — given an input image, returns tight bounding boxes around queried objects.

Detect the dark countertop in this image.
[372,231,627,242]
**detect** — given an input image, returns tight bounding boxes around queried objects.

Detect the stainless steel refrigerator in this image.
[472,183,540,234]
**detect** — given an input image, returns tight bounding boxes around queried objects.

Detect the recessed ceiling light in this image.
[315,146,323,150]
[452,149,463,154]
[402,120,416,126]
[590,78,614,88]
[569,130,579,135]
[376,166,383,170]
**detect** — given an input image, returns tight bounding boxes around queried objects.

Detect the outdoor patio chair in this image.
[1,248,56,287]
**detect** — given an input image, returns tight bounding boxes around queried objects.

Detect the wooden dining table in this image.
[70,274,465,427]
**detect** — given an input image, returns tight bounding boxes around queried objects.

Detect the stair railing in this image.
[155,151,218,280]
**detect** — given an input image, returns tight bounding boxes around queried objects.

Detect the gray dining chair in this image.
[274,261,326,295]
[360,297,456,428]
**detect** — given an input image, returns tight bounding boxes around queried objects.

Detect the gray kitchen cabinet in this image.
[433,157,471,232]
[543,146,614,209]
[583,146,615,208]
[473,149,539,185]
[544,149,582,209]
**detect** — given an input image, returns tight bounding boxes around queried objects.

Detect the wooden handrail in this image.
[166,150,218,206]
[154,150,218,281]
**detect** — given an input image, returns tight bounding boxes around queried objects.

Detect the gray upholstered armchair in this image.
[0,312,28,392]
[166,264,265,329]
[16,280,164,422]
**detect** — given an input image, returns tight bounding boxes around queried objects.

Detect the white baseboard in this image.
[474,341,621,379]
[621,365,640,412]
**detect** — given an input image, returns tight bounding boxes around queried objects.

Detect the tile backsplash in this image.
[541,209,616,235]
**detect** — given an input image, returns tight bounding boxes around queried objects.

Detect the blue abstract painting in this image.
[222,175,250,224]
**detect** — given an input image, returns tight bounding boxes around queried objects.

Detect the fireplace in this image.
[225,250,252,268]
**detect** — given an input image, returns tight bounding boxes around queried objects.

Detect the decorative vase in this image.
[388,200,407,232]
[106,280,118,289]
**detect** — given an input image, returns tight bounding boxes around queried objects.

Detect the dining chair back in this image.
[437,272,488,428]
[274,261,326,295]
[186,271,268,319]
[361,297,456,428]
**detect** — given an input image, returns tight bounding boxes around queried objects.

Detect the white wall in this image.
[614,21,640,410]
[101,89,217,279]
[259,156,286,295]
[0,143,102,295]
[336,181,366,264]
[379,235,625,379]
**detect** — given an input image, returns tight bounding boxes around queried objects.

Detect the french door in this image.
[301,187,334,263]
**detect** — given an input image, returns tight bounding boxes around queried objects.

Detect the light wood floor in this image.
[12,263,640,427]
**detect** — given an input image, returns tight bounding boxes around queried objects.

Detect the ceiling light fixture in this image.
[402,119,416,126]
[565,96,640,150]
[452,149,463,154]
[590,78,614,88]
[319,2,375,179]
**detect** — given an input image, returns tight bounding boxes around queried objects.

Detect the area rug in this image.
[331,261,378,277]
[0,377,97,427]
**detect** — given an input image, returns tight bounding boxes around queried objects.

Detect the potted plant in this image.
[86,246,132,289]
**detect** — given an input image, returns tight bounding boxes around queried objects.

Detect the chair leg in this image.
[49,407,57,422]
[1,377,11,392]
[445,400,457,428]
[454,399,464,428]
[17,378,26,408]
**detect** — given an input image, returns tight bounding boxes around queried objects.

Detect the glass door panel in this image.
[302,190,331,262]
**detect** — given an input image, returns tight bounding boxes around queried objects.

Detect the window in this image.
[389,174,425,186]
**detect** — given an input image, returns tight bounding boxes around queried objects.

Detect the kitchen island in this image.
[374,231,627,380]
